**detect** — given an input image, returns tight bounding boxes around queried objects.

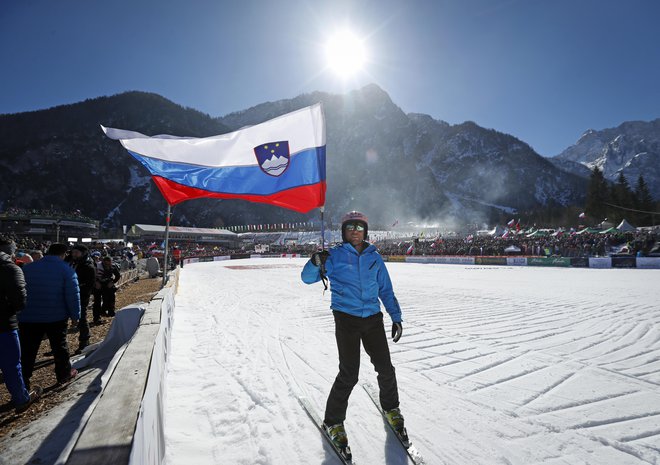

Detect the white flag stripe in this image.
[102,103,325,168]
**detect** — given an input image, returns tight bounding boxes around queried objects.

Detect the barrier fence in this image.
[386,255,660,269]
[181,253,660,269]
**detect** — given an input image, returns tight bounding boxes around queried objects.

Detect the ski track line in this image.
[525,390,641,416]
[419,351,499,372]
[449,353,525,383]
[581,323,654,360]
[517,372,576,409]
[567,411,660,430]
[469,364,550,392]
[598,348,660,367]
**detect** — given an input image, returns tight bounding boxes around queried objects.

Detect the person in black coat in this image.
[70,245,97,353]
[0,238,42,412]
[94,256,121,319]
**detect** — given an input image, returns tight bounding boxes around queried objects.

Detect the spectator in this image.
[172,246,182,267]
[0,238,42,413]
[94,256,121,320]
[19,243,80,388]
[70,245,96,353]
[30,250,44,262]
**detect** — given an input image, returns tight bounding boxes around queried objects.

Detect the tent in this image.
[599,227,618,234]
[617,219,636,232]
[526,230,549,238]
[576,227,600,235]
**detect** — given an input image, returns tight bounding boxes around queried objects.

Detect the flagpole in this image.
[320,206,326,251]
[162,203,172,287]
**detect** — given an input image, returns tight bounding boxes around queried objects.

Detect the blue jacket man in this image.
[300,211,406,457]
[19,243,80,387]
[301,242,402,323]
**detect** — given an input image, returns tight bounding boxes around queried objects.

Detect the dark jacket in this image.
[96,261,121,287]
[0,252,27,332]
[20,256,81,323]
[72,255,96,297]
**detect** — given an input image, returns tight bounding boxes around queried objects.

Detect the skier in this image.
[301,211,405,455]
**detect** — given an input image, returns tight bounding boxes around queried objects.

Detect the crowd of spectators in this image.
[374,230,659,258]
[0,238,125,415]
[0,207,96,223]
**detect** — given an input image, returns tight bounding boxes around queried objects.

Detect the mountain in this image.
[0,85,587,231]
[218,84,587,225]
[551,119,660,199]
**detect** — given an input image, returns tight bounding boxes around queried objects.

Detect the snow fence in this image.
[399,255,660,269]
[182,253,660,269]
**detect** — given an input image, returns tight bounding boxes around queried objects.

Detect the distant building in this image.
[0,212,99,242]
[127,224,239,248]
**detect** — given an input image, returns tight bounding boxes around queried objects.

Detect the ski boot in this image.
[385,408,410,447]
[323,422,352,461]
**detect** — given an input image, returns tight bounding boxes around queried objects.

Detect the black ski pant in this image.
[92,288,103,321]
[93,287,116,319]
[78,292,91,345]
[19,320,72,388]
[101,287,116,316]
[324,311,399,426]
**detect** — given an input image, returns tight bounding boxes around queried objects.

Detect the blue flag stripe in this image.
[129,146,326,196]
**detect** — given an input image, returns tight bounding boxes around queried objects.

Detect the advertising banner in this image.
[475,257,507,265]
[387,255,407,262]
[636,257,660,269]
[611,256,636,268]
[589,257,612,268]
[506,257,528,266]
[230,253,251,260]
[527,257,570,267]
[570,257,590,268]
[446,256,476,265]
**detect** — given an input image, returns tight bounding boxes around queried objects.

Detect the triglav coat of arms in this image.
[254,141,290,177]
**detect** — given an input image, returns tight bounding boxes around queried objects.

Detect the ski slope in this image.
[164,259,660,465]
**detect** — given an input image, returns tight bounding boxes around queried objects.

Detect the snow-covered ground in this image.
[164,259,660,465]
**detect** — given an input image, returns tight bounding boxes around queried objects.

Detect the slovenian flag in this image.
[102,104,326,213]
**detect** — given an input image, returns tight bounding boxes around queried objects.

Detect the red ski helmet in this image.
[341,211,368,242]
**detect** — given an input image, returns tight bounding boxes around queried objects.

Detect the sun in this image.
[325,30,367,77]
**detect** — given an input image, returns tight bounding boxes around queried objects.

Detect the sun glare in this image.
[325,30,366,77]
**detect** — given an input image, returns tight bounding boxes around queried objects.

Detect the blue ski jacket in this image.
[301,242,402,323]
[19,256,81,323]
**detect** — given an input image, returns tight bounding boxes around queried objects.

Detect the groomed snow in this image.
[165,259,660,465]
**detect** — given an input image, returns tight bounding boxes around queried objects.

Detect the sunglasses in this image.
[345,223,365,232]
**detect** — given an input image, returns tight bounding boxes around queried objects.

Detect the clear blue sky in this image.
[1,0,659,155]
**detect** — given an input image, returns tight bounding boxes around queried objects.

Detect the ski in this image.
[361,383,427,465]
[298,396,356,464]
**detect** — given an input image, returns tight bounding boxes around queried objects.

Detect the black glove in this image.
[392,322,403,343]
[311,250,329,268]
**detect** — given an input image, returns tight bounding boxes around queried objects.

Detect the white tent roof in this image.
[616,219,636,232]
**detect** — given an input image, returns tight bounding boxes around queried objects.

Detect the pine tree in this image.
[635,175,654,226]
[585,167,609,222]
[609,172,635,223]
